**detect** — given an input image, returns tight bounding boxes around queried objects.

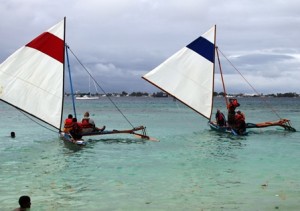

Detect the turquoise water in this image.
[1,97,300,210]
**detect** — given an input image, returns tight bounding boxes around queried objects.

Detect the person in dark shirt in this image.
[215,109,226,126]
[69,118,82,140]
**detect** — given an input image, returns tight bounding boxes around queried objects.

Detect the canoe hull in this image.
[208,121,248,136]
[59,132,87,146]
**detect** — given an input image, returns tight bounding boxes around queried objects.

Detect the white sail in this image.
[143,26,216,119]
[0,19,65,130]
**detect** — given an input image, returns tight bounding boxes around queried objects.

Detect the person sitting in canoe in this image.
[236,110,245,121]
[234,111,246,135]
[227,98,240,126]
[63,114,74,133]
[215,109,226,126]
[70,117,83,140]
[81,111,105,133]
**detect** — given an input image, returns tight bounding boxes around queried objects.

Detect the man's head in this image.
[19,195,31,208]
[84,112,90,117]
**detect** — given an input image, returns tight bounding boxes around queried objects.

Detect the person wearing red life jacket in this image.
[69,117,82,140]
[63,114,74,133]
[234,110,246,135]
[81,111,105,133]
[215,109,226,126]
[227,98,240,126]
[236,110,245,121]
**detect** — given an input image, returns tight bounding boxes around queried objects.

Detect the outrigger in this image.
[60,126,155,145]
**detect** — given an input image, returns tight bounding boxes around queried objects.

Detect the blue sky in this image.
[0,0,299,94]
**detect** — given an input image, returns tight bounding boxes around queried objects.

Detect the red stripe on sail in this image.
[26,32,64,63]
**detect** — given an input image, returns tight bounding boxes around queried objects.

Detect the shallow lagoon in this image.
[1,97,299,210]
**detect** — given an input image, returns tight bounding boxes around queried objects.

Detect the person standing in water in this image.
[14,195,31,211]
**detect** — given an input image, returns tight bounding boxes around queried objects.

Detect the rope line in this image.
[217,47,282,119]
[66,45,135,128]
[19,110,58,133]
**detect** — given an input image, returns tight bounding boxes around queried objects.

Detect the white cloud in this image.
[1,0,300,93]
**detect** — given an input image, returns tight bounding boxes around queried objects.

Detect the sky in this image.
[0,0,299,94]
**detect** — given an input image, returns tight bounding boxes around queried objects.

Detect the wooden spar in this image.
[141,77,211,121]
[216,46,229,108]
[79,126,159,141]
[81,126,146,136]
[210,24,217,121]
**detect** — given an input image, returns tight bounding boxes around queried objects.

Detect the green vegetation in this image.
[66,91,299,98]
[213,92,299,98]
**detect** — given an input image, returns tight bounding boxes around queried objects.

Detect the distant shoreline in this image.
[66,91,299,98]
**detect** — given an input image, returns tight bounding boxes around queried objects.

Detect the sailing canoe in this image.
[0,17,153,143]
[143,25,295,135]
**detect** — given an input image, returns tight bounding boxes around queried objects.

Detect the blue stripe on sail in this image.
[186,37,214,63]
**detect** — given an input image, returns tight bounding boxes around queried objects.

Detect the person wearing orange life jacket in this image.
[63,114,74,133]
[227,98,240,126]
[81,111,105,133]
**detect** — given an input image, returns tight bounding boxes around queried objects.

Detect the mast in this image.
[59,17,67,132]
[216,47,229,108]
[65,44,77,119]
[209,25,217,121]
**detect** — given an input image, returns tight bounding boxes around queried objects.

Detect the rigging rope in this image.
[19,110,58,133]
[217,47,282,120]
[66,45,135,128]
